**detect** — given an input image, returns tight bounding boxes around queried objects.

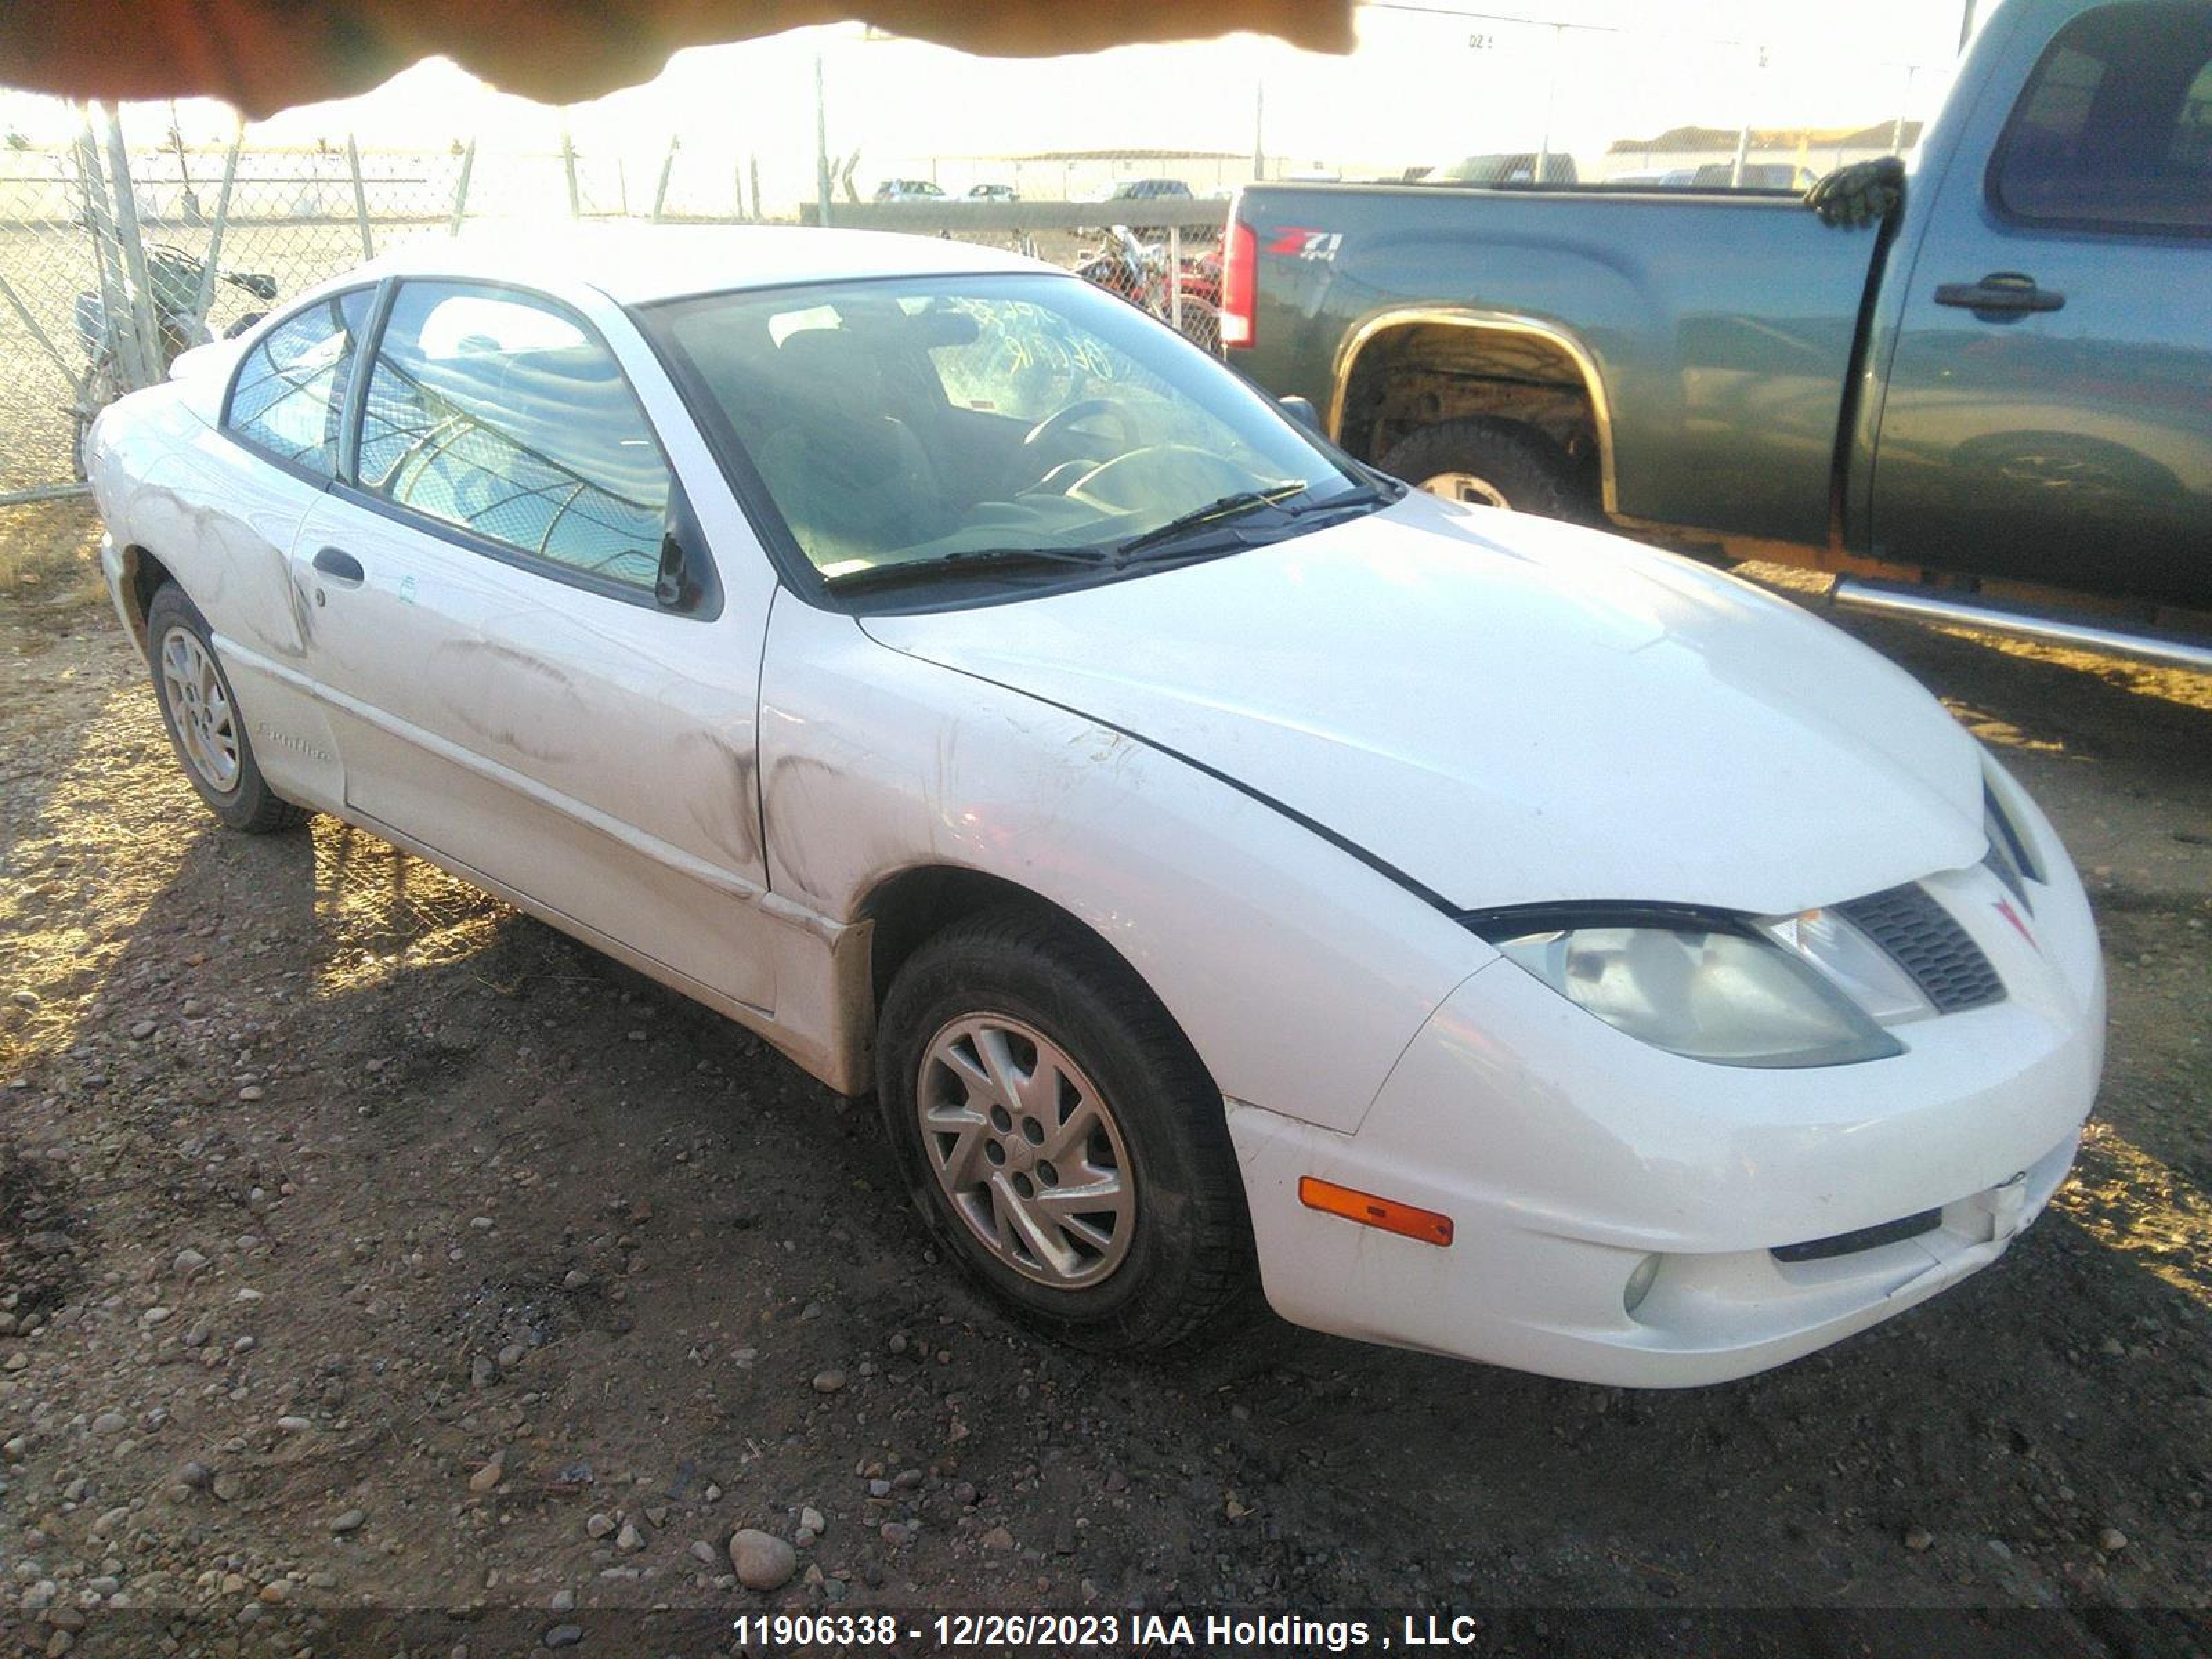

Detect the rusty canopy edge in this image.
[0,1,1358,119]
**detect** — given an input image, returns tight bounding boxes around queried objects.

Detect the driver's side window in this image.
[357,281,673,593]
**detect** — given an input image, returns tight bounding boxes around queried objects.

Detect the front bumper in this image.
[1230,798,2104,1387]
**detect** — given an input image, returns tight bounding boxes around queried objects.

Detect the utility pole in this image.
[1252,82,1265,180]
[1534,22,1564,184]
[814,52,833,227]
[1729,44,1768,187]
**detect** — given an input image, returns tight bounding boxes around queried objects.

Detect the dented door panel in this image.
[294,489,777,1011]
[289,277,784,1013]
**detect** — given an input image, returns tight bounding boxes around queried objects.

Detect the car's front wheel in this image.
[146,583,307,834]
[875,907,1250,1351]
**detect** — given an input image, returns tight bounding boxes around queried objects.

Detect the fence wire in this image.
[0,12,1946,506]
[0,106,1234,503]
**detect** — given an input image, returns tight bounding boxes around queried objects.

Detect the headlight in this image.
[1757,905,1933,1024]
[1491,921,1903,1068]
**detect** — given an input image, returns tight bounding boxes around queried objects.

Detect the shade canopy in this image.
[1,1,1357,118]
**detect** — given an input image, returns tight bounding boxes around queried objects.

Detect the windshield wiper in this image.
[821,545,1111,594]
[1113,479,1404,564]
[1285,480,1400,518]
[1112,482,1315,562]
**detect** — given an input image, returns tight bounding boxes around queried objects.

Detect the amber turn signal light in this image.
[1297,1177,1454,1247]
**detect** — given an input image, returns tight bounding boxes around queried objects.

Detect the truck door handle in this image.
[311,547,365,586]
[1934,272,2065,314]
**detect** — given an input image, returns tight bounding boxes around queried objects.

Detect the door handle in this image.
[1933,272,2065,315]
[311,546,365,586]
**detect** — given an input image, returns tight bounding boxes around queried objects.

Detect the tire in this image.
[875,906,1251,1351]
[1378,415,1589,521]
[144,583,308,834]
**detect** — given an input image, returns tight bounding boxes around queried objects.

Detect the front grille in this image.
[1772,1208,1942,1264]
[1835,883,2004,1014]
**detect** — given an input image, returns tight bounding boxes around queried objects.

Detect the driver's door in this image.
[297,276,779,1012]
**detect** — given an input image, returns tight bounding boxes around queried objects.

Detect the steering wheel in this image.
[1022,397,1136,453]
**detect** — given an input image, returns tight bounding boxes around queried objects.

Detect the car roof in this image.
[346,223,1058,306]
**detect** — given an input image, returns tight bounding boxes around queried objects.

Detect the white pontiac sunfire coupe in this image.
[86,227,2104,1386]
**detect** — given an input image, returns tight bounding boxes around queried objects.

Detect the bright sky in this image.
[6,0,1991,178]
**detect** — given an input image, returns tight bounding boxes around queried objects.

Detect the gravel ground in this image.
[0,503,2208,1656]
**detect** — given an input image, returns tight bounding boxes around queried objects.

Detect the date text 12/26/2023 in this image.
[729,1612,1506,1651]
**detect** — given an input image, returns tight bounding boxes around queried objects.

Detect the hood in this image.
[859,493,1984,917]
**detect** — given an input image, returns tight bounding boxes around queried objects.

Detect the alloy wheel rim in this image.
[158,626,241,794]
[1421,470,1510,509]
[916,1013,1135,1290]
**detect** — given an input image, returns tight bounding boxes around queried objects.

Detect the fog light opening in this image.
[1624,1253,1660,1317]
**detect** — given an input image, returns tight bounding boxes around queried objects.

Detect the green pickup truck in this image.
[1222,0,2212,666]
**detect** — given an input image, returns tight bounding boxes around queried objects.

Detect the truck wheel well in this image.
[1340,319,1606,499]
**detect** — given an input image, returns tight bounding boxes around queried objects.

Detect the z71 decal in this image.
[1264,227,1343,261]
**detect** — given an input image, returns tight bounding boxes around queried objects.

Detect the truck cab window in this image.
[1990,1,2212,234]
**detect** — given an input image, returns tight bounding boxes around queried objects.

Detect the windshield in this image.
[644,272,1370,594]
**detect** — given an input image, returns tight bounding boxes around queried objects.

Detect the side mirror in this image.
[655,529,691,610]
[1279,394,1321,431]
[655,488,723,619]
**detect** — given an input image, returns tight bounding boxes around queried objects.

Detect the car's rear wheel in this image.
[1379,415,1589,520]
[145,583,307,834]
[875,907,1250,1351]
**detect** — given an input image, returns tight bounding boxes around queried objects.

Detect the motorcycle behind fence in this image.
[71,243,276,478]
[1075,225,1222,353]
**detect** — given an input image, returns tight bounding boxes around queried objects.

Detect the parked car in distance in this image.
[1224,0,2212,668]
[1689,160,1820,189]
[1604,167,1697,187]
[873,178,946,202]
[966,182,1018,203]
[1107,176,1194,203]
[1418,151,1581,187]
[86,225,2102,1385]
[1105,176,1197,237]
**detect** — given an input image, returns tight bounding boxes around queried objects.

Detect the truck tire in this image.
[1378,417,1588,521]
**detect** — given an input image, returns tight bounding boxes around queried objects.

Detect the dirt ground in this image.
[1,500,2208,1656]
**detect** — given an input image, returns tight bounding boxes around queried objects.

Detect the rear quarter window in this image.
[223,290,373,476]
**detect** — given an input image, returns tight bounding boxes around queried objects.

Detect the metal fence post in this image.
[1168,226,1183,332]
[100,107,167,392]
[187,131,243,328]
[449,139,477,234]
[814,52,833,227]
[73,114,146,393]
[346,135,374,257]
[652,135,678,222]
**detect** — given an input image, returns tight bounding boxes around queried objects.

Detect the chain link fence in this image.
[0,100,1235,505]
[0,105,471,500]
[0,5,1943,507]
